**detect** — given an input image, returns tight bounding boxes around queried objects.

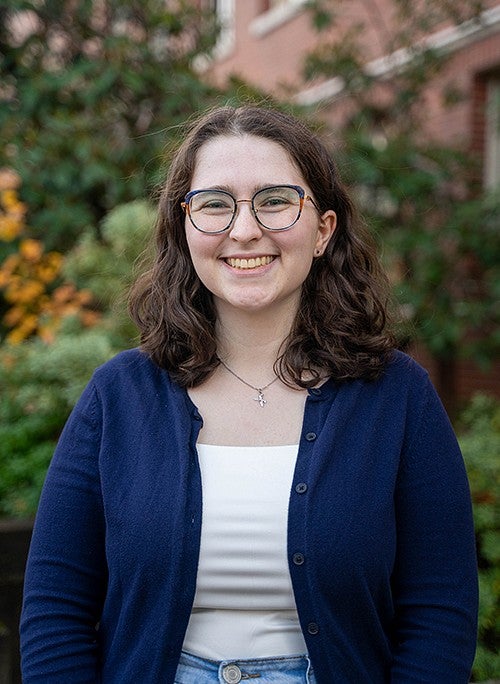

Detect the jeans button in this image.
[222,663,242,683]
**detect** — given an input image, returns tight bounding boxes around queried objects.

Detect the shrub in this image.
[0,331,115,516]
[0,173,100,343]
[459,394,500,681]
[0,200,155,516]
[62,199,155,349]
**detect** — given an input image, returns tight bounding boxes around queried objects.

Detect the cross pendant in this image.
[254,390,267,407]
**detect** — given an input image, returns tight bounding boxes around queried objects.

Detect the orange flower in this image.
[0,189,100,343]
[3,306,25,327]
[6,315,38,344]
[52,283,77,304]
[0,256,20,286]
[76,289,93,305]
[0,182,26,243]
[0,216,23,241]
[19,239,43,262]
[80,310,101,326]
[0,168,21,192]
[35,254,62,283]
[7,279,45,304]
[1,190,21,210]
[45,252,63,268]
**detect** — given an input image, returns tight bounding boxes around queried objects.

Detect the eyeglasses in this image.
[181,184,320,234]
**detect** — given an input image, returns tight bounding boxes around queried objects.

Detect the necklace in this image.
[218,357,280,407]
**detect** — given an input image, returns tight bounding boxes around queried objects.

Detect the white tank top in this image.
[182,443,307,660]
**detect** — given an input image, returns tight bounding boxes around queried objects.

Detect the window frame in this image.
[485,77,500,191]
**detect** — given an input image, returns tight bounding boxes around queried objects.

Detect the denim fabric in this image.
[174,651,317,683]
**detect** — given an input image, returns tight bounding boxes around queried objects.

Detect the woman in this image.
[20,105,478,683]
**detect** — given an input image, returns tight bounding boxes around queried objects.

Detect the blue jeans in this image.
[174,651,317,683]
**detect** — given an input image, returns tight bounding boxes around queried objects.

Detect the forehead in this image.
[190,134,304,189]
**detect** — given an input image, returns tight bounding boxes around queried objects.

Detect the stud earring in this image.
[314,249,321,256]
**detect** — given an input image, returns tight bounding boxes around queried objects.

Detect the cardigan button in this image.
[295,482,308,494]
[292,552,305,565]
[305,432,317,441]
[307,622,319,635]
[310,388,322,396]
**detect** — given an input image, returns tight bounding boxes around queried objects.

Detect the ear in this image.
[314,210,337,257]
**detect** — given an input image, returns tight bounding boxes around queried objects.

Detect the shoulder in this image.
[381,350,456,449]
[90,348,180,402]
[383,349,429,383]
[93,347,157,378]
[342,350,443,436]
[352,349,432,401]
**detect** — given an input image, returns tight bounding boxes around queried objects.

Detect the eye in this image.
[203,199,232,209]
[255,187,299,211]
[191,191,234,213]
[263,196,290,207]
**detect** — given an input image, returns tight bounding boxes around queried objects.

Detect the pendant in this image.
[254,389,267,407]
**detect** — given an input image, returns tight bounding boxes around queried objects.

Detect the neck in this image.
[215,305,296,371]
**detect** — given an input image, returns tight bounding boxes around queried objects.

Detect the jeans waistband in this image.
[174,650,316,683]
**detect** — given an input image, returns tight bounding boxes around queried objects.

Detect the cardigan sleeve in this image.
[20,381,107,683]
[390,376,479,682]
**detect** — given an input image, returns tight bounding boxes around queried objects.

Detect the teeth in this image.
[226,256,274,269]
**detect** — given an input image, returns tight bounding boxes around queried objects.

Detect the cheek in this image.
[185,228,221,274]
[284,227,320,258]
[185,225,206,258]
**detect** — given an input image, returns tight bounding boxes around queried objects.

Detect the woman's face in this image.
[184,134,336,320]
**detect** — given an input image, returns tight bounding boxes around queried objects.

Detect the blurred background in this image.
[0,1,499,681]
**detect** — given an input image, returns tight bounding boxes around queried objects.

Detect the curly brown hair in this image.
[128,105,395,387]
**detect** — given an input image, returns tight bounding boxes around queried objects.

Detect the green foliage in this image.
[301,0,499,411]
[0,330,115,516]
[0,0,221,249]
[63,199,156,348]
[459,395,500,681]
[0,198,155,516]
[340,130,500,366]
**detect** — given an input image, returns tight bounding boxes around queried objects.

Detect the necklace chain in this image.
[217,357,280,407]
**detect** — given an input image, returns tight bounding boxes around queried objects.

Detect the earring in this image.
[314,249,321,256]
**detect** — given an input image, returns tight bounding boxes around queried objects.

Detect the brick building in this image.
[197,0,500,407]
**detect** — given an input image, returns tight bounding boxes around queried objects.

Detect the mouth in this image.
[224,256,275,270]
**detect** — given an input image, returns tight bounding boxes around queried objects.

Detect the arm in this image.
[20,381,107,683]
[391,378,479,682]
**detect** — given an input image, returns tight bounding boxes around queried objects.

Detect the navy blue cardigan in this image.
[20,349,478,683]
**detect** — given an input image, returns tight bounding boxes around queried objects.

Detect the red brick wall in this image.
[409,343,500,412]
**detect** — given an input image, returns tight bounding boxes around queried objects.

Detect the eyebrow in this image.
[193,183,294,195]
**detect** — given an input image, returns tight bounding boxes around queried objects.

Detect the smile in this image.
[225,256,275,269]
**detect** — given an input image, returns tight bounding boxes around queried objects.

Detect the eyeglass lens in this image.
[188,186,303,232]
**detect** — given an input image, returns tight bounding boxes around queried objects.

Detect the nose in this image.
[228,200,263,242]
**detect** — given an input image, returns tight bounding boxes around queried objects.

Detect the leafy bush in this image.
[0,0,220,249]
[0,200,155,516]
[63,199,156,349]
[0,172,102,343]
[0,330,115,516]
[459,394,500,681]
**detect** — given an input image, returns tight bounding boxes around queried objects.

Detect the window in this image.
[201,0,235,60]
[485,78,500,190]
[250,0,309,37]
